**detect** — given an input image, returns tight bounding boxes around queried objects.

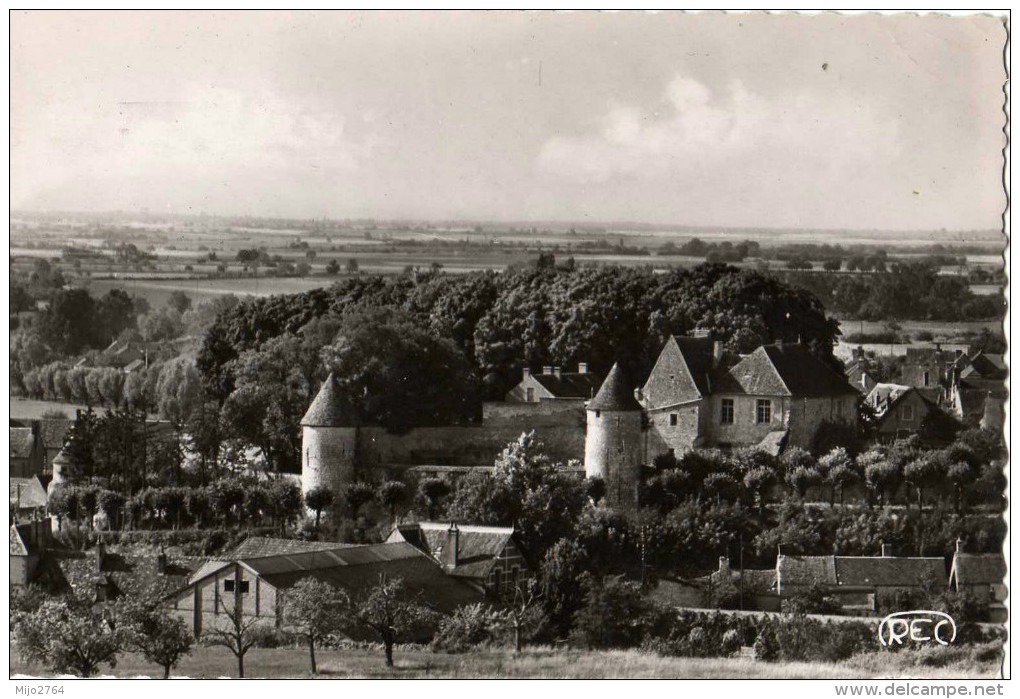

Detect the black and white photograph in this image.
[8,9,1010,685]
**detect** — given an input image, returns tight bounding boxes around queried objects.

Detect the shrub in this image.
[431,604,504,653]
[752,624,780,662]
[720,629,742,657]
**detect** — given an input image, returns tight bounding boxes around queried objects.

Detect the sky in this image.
[10,11,1007,231]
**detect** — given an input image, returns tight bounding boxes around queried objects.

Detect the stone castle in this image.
[300,334,858,509]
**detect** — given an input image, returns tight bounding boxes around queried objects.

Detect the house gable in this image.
[642,336,712,409]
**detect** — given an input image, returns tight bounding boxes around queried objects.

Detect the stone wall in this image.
[301,426,358,496]
[646,403,702,460]
[584,409,643,509]
[482,400,586,427]
[785,395,858,448]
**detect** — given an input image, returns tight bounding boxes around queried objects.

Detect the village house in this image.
[948,541,1007,623]
[775,544,946,614]
[10,425,46,478]
[947,351,1007,431]
[865,383,939,441]
[167,541,483,638]
[10,519,52,587]
[505,363,601,404]
[386,522,528,595]
[10,475,48,522]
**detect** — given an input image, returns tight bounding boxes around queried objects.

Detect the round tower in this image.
[300,372,360,499]
[584,362,644,510]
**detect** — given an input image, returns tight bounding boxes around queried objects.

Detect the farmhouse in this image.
[10,476,48,521]
[865,383,938,441]
[386,521,528,594]
[948,542,1007,623]
[167,541,483,637]
[776,545,946,614]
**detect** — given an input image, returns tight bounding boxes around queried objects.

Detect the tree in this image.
[203,575,261,678]
[416,477,450,520]
[345,258,359,274]
[122,602,194,679]
[166,290,193,315]
[353,575,439,667]
[343,481,376,519]
[904,454,946,512]
[570,574,647,650]
[284,578,351,674]
[304,486,335,531]
[271,480,304,535]
[499,578,544,653]
[378,480,409,524]
[818,447,857,507]
[14,597,122,677]
[325,259,340,275]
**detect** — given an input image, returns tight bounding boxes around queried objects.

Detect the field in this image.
[8,645,1001,680]
[9,398,105,420]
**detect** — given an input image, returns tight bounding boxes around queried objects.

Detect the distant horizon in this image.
[7,208,1006,241]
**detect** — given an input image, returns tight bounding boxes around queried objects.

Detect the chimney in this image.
[95,542,107,573]
[955,537,963,554]
[554,366,562,379]
[578,362,588,374]
[881,543,893,557]
[718,556,730,573]
[543,366,553,375]
[443,523,459,570]
[522,367,530,380]
[712,340,724,368]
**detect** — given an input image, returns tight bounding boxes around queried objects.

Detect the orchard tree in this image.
[416,477,450,520]
[353,575,438,667]
[378,480,409,524]
[14,597,122,677]
[283,578,351,674]
[122,602,193,679]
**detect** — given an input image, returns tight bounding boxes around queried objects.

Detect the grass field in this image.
[9,398,106,420]
[9,645,1000,680]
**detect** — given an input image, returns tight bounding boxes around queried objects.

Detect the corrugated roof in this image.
[10,428,36,459]
[387,523,519,580]
[952,553,1006,586]
[835,556,946,587]
[241,542,422,577]
[588,363,641,411]
[10,476,48,509]
[531,372,602,400]
[300,372,358,427]
[224,536,362,560]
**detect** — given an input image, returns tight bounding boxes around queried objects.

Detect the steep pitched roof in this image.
[951,553,1006,586]
[834,556,946,587]
[300,372,358,427]
[588,363,641,411]
[642,336,715,408]
[964,352,1007,380]
[10,476,48,510]
[389,522,519,580]
[714,347,790,396]
[10,428,36,459]
[761,344,859,397]
[530,372,602,400]
[10,525,30,556]
[224,536,362,560]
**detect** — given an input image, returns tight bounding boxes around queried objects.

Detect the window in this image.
[669,413,678,426]
[224,579,250,594]
[595,410,601,418]
[720,399,734,425]
[834,400,844,417]
[756,399,772,424]
[922,371,930,387]
[525,387,535,403]
[902,404,915,422]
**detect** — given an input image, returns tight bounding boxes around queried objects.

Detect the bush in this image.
[752,624,780,662]
[720,629,742,656]
[246,625,294,649]
[431,604,505,653]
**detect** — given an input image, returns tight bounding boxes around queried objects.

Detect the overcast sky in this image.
[10,11,1006,230]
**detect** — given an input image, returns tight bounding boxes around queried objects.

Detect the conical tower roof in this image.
[587,362,641,412]
[300,373,358,427]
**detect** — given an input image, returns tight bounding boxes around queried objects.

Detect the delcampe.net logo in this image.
[877,610,957,647]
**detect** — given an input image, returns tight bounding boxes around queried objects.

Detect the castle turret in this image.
[584,363,643,509]
[300,372,360,499]
[48,445,71,497]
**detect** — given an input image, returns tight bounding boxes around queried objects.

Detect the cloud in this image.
[12,88,377,208]
[536,75,900,184]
